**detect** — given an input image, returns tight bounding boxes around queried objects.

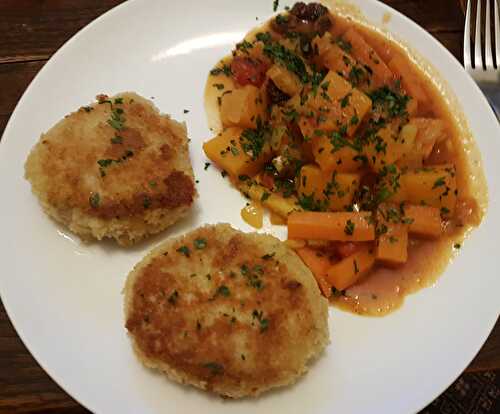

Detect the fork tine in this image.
[475,0,484,69]
[485,0,494,68]
[465,0,473,68]
[495,0,500,68]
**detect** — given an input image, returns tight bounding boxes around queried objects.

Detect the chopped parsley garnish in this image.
[261,191,271,202]
[261,39,310,83]
[340,93,351,108]
[261,252,275,260]
[143,196,152,209]
[194,238,207,250]
[213,83,225,90]
[297,194,328,211]
[336,37,353,53]
[204,162,211,170]
[216,285,231,297]
[176,245,191,257]
[273,0,279,12]
[252,309,269,332]
[236,40,253,53]
[203,362,224,375]
[183,109,190,113]
[210,64,232,77]
[89,193,100,209]
[97,159,113,168]
[110,136,123,144]
[168,290,179,305]
[454,243,461,249]
[344,219,355,235]
[432,177,446,189]
[107,107,126,131]
[240,120,270,160]
[369,86,410,119]
[353,259,359,274]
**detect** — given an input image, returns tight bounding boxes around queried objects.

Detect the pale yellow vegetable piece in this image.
[266,64,301,96]
[203,127,272,178]
[220,85,266,129]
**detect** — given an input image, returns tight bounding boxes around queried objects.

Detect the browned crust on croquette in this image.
[24,92,196,245]
[124,224,329,398]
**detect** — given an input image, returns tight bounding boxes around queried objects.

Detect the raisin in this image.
[267,79,290,104]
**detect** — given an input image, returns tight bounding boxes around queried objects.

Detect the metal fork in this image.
[464,0,500,118]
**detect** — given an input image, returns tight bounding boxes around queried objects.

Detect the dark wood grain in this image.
[0,1,498,413]
[0,0,124,64]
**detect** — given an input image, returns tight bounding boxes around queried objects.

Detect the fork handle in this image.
[477,83,500,121]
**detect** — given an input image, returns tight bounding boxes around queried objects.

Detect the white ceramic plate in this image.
[0,1,498,413]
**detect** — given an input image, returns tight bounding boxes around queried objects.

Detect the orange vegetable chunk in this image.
[288,211,375,241]
[295,247,332,297]
[404,204,442,238]
[375,205,408,265]
[203,127,272,178]
[343,28,394,87]
[326,247,375,291]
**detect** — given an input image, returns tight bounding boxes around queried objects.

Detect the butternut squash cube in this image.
[311,136,363,173]
[220,85,266,129]
[266,64,301,96]
[203,127,272,178]
[375,204,408,265]
[387,54,428,105]
[397,165,457,214]
[403,204,442,238]
[326,247,376,290]
[306,71,372,136]
[297,164,360,211]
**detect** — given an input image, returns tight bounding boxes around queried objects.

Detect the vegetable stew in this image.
[203,2,486,316]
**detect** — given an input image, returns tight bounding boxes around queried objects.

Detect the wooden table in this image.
[0,1,498,413]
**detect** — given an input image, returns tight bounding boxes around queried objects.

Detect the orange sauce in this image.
[241,201,264,229]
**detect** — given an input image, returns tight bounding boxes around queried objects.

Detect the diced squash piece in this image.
[366,123,419,172]
[296,164,360,211]
[239,181,299,218]
[403,204,442,238]
[311,32,335,56]
[396,123,422,169]
[343,28,394,88]
[220,85,266,129]
[203,127,272,178]
[311,136,363,173]
[327,172,360,211]
[305,71,372,136]
[326,247,375,290]
[266,64,301,96]
[375,205,408,265]
[295,247,332,297]
[297,164,324,197]
[320,43,353,76]
[288,211,375,241]
[364,124,404,171]
[392,165,457,214]
[387,54,428,105]
[411,118,447,159]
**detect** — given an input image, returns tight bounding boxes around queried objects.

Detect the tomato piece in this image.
[231,57,268,87]
[259,172,275,190]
